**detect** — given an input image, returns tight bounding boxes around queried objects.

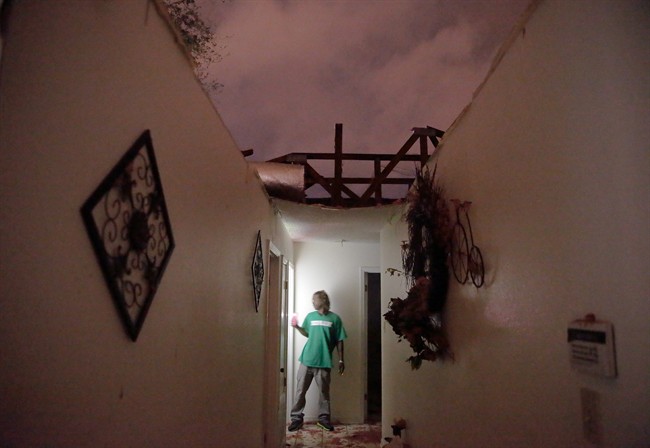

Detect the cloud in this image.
[198,0,528,169]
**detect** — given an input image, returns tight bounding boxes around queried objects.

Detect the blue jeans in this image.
[290,363,331,421]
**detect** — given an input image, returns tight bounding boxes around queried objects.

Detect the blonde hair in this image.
[313,290,330,312]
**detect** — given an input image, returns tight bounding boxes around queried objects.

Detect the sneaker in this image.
[288,419,303,432]
[317,420,334,431]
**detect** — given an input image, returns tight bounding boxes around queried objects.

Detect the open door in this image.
[365,271,382,423]
[362,268,382,424]
[277,260,292,438]
[285,263,295,424]
[263,243,288,448]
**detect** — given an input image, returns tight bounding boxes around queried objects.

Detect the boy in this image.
[288,290,347,431]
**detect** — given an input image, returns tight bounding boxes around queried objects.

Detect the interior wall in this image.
[0,1,292,447]
[380,0,650,447]
[292,241,379,424]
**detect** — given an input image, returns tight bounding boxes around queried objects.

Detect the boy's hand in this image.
[338,361,345,375]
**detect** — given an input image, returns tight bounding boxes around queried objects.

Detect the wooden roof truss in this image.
[268,124,444,207]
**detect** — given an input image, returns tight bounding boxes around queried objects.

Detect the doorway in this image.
[365,271,381,423]
[264,244,288,448]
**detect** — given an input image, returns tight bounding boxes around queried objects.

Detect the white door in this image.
[285,263,295,423]
[264,244,288,448]
[277,260,290,437]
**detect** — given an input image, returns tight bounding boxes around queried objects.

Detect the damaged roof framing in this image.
[248,124,444,208]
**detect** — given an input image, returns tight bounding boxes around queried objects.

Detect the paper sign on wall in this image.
[568,315,617,378]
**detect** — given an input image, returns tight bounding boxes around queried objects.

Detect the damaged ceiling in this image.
[272,198,404,243]
[249,125,438,243]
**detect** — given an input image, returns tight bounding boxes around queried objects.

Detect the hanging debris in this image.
[249,162,305,203]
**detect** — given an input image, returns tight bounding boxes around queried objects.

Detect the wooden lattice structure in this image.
[267,124,444,207]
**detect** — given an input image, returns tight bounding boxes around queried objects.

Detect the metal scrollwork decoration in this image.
[449,199,485,288]
[81,130,175,341]
[251,230,264,312]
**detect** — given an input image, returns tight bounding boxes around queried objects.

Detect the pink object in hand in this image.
[291,314,298,327]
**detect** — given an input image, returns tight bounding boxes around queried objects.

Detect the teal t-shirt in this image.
[299,310,347,369]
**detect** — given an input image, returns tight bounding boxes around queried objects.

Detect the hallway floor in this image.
[286,422,382,447]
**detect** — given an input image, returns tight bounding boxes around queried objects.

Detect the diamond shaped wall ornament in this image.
[81,130,175,341]
[251,230,264,312]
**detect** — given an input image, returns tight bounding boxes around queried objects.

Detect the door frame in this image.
[263,242,288,448]
[285,261,295,423]
[359,266,380,422]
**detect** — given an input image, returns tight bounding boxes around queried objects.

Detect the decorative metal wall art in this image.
[81,130,175,341]
[449,199,485,288]
[251,230,264,312]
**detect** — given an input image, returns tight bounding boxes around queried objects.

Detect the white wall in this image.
[292,241,380,424]
[0,1,292,447]
[381,0,650,447]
